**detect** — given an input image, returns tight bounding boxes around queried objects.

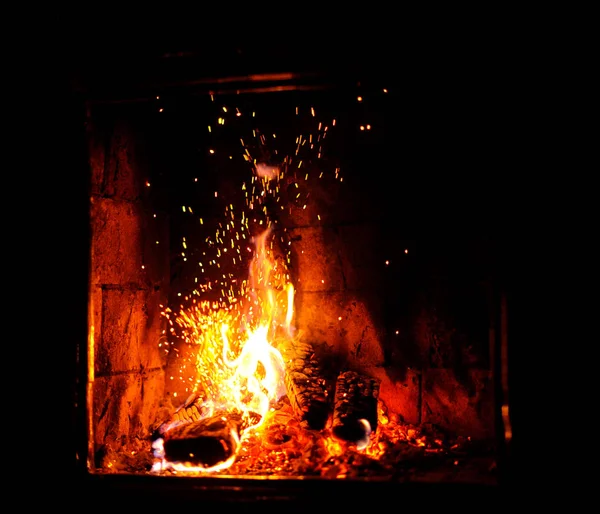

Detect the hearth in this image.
[61,38,516,506]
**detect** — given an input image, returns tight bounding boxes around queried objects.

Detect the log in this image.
[170,393,211,425]
[278,340,330,429]
[151,392,211,440]
[331,370,380,445]
[160,410,246,469]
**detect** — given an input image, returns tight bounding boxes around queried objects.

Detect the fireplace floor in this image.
[94,401,499,486]
[78,469,504,510]
[103,450,498,485]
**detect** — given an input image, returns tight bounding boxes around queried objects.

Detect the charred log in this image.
[332,370,380,445]
[160,410,247,468]
[278,340,330,429]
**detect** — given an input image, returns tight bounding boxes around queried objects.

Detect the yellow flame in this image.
[221,322,286,426]
[162,226,295,471]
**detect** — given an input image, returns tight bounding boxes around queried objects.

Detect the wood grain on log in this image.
[332,370,380,444]
[278,340,330,429]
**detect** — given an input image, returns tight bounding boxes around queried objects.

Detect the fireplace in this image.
[62,39,516,506]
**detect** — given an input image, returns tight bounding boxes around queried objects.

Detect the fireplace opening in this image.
[71,47,514,501]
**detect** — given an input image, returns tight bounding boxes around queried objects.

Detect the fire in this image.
[184,225,291,431]
[154,203,298,472]
[220,321,287,423]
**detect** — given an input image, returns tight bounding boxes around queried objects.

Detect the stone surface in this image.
[96,287,167,374]
[276,163,385,228]
[383,278,492,370]
[337,222,386,290]
[294,290,385,368]
[288,226,345,292]
[422,368,495,440]
[163,341,205,403]
[287,222,386,293]
[90,195,169,288]
[277,165,346,228]
[364,366,421,425]
[90,198,145,285]
[92,370,165,452]
[88,118,144,201]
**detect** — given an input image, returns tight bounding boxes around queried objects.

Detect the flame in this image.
[220,322,286,422]
[155,224,295,472]
[324,437,344,457]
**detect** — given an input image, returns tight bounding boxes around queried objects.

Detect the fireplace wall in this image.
[85,82,501,472]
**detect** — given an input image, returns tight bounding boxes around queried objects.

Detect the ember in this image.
[106,397,491,480]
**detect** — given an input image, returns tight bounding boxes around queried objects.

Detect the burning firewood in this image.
[278,340,330,429]
[151,393,211,439]
[158,410,254,469]
[332,371,380,446]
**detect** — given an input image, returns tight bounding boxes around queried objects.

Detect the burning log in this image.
[332,370,380,446]
[278,340,330,429]
[159,410,253,469]
[170,394,211,424]
[151,393,211,439]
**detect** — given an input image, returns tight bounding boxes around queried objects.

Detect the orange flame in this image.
[154,225,295,472]
[190,226,292,422]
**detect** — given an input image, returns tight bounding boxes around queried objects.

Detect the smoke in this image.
[254,163,279,180]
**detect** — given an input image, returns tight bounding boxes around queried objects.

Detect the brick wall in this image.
[275,169,497,439]
[88,113,169,466]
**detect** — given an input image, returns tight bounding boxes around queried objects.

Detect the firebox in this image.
[64,39,515,506]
